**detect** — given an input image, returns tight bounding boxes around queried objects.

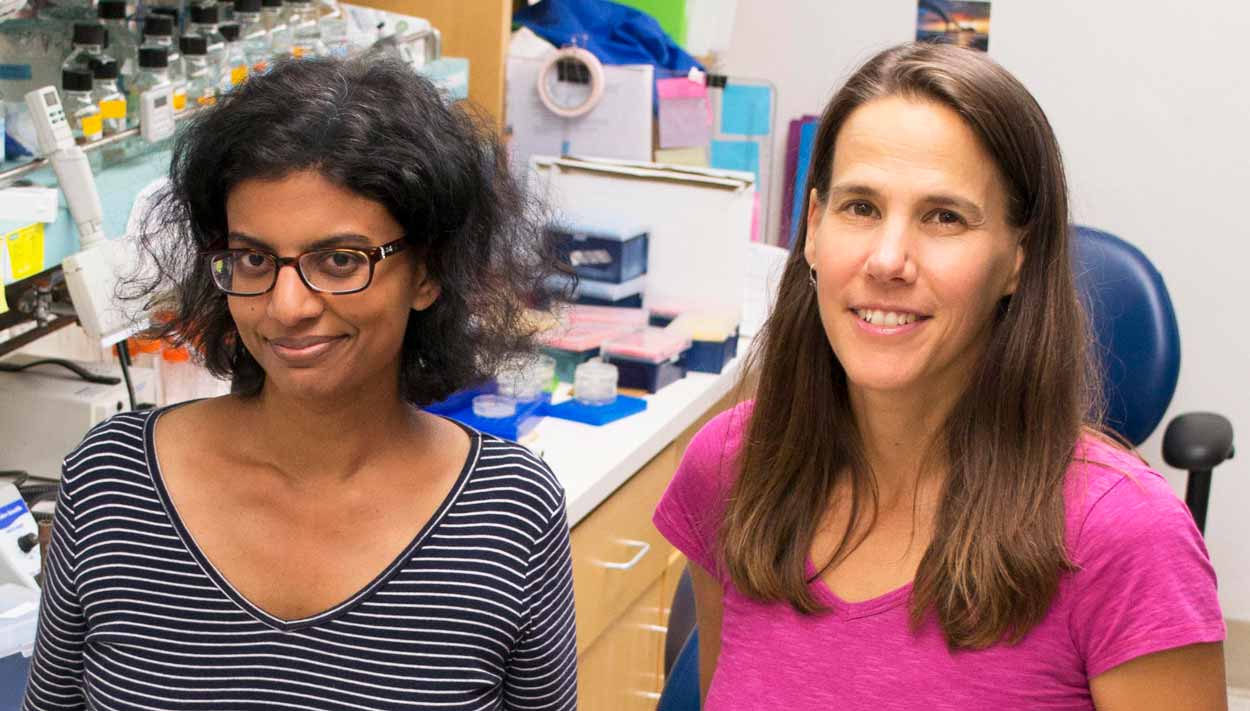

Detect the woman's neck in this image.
[848,383,959,506]
[239,378,421,485]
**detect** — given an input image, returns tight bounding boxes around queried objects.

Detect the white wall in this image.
[725,0,1250,621]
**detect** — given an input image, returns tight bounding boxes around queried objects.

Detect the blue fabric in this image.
[1072,226,1181,445]
[513,0,703,73]
[657,628,700,711]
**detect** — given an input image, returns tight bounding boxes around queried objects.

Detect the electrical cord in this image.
[115,339,138,411]
[0,358,121,385]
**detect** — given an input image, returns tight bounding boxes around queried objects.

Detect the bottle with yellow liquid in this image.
[217,22,249,90]
[180,35,218,107]
[90,57,128,135]
[63,68,103,143]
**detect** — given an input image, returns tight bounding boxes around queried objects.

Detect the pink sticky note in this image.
[751,192,761,243]
[657,77,708,101]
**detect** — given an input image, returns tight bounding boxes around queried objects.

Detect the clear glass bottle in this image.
[61,22,108,79]
[217,22,248,90]
[62,68,103,142]
[126,45,171,128]
[141,13,187,112]
[90,56,128,135]
[260,0,290,59]
[187,2,227,75]
[96,0,137,91]
[232,0,271,74]
[179,34,218,108]
[285,0,322,58]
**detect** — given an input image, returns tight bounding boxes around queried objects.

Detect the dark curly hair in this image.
[130,55,565,405]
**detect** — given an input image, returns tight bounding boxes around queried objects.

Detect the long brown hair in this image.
[722,42,1101,649]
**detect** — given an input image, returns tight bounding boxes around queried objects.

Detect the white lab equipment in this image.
[0,355,154,480]
[24,85,148,348]
[0,583,40,708]
[139,84,176,143]
[0,484,41,590]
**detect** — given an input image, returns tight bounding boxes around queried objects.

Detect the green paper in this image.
[614,0,688,45]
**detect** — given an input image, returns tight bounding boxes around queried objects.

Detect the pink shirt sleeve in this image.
[1068,463,1226,679]
[652,404,750,583]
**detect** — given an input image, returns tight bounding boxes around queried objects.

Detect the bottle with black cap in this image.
[91,57,128,135]
[285,0,323,58]
[142,12,187,111]
[188,2,228,74]
[127,46,172,128]
[61,23,109,82]
[233,0,271,74]
[217,22,249,90]
[180,34,218,108]
[62,68,103,142]
[97,0,137,88]
[259,0,291,57]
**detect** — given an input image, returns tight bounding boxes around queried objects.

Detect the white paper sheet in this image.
[506,56,653,173]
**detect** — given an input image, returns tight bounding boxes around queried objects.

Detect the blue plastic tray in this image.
[543,394,648,426]
[443,395,547,441]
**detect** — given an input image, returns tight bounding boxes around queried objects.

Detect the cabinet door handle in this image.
[597,539,651,570]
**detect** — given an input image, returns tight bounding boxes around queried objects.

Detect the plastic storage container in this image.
[667,310,741,374]
[0,584,40,709]
[550,215,649,284]
[540,322,638,382]
[567,304,650,329]
[601,328,691,393]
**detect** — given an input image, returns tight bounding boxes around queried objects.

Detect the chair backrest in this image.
[1072,226,1181,445]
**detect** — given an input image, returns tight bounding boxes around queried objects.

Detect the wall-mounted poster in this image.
[916,0,991,52]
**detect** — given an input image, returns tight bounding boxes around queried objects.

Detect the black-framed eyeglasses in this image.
[203,238,409,296]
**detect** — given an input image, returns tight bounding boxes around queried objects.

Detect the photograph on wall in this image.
[916,0,991,52]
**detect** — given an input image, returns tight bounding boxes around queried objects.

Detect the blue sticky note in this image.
[710,140,759,181]
[721,84,771,136]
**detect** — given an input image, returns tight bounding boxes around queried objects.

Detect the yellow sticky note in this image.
[655,146,709,167]
[4,223,46,280]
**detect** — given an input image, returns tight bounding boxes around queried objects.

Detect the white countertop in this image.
[533,357,743,526]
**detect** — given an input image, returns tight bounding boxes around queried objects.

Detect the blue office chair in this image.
[1073,225,1234,533]
[655,225,1236,710]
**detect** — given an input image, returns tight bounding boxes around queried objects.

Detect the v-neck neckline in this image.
[805,558,914,621]
[144,403,481,633]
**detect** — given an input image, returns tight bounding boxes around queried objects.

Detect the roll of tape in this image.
[536,46,606,119]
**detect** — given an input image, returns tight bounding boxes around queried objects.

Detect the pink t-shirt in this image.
[653,403,1225,710]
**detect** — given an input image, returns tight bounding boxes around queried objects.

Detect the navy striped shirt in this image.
[23,408,578,710]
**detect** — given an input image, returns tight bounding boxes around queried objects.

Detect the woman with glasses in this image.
[24,57,577,711]
[654,43,1225,709]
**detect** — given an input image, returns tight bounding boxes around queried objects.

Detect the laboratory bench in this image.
[537,352,746,709]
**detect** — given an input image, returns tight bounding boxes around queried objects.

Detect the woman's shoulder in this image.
[1063,432,1199,557]
[466,431,566,516]
[683,400,755,469]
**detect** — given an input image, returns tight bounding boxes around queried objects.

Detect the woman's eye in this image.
[929,209,965,227]
[321,251,365,272]
[844,201,877,218]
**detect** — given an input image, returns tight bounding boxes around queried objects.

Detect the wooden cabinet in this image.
[577,578,666,710]
[570,390,737,709]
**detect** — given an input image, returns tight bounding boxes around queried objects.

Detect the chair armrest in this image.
[1163,412,1235,472]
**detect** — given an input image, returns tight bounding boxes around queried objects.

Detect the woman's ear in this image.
[804,189,823,267]
[410,261,441,312]
[1003,235,1025,297]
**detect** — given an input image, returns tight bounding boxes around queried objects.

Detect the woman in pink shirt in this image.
[654,42,1226,710]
